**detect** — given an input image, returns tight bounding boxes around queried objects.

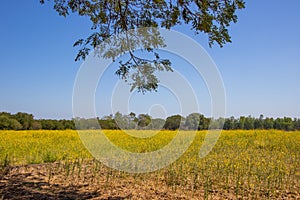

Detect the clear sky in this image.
[0,0,299,119]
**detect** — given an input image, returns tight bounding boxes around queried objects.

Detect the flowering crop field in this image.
[0,130,299,199]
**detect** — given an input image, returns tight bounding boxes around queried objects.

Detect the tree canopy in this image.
[1,112,300,131]
[40,0,245,92]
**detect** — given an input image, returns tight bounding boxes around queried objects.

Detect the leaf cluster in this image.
[40,0,245,92]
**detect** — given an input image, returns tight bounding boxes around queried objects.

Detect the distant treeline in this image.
[0,112,300,131]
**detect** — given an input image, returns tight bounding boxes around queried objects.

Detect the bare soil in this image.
[0,162,298,200]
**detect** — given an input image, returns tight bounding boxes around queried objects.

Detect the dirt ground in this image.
[0,163,298,200]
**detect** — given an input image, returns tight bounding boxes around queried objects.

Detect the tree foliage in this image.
[1,112,300,131]
[0,115,22,130]
[164,114,185,130]
[40,0,245,92]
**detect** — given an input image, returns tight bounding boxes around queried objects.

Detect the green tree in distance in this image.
[164,115,185,130]
[14,112,34,130]
[185,113,201,130]
[137,114,151,128]
[40,0,245,93]
[0,115,22,130]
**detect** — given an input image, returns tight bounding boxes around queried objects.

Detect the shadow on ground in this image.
[0,166,126,200]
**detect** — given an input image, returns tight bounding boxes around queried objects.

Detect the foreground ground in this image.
[0,130,299,199]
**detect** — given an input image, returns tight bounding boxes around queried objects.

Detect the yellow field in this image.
[0,130,299,199]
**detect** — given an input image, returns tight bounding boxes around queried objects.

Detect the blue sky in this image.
[0,0,299,119]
